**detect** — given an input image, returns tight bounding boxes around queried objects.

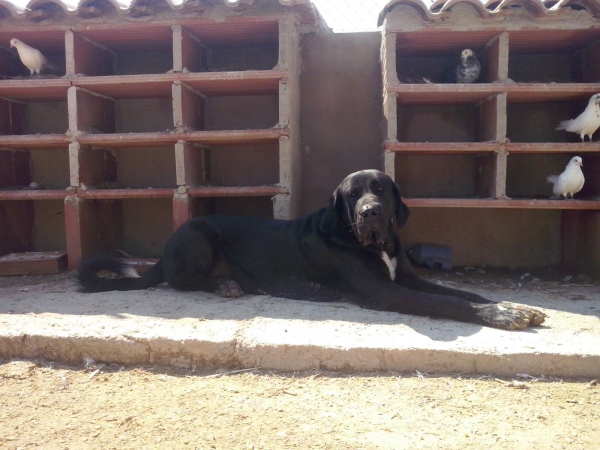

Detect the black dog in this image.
[78,170,546,330]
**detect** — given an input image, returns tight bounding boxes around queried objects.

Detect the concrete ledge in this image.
[1,274,599,377]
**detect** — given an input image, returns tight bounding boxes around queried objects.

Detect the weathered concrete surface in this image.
[0,272,599,377]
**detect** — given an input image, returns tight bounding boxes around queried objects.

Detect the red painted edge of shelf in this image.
[403,198,600,209]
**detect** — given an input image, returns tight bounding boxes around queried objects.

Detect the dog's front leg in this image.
[393,250,494,304]
[337,263,545,330]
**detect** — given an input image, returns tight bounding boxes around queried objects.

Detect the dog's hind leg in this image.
[161,219,243,297]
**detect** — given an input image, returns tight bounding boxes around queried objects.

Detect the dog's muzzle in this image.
[355,200,387,246]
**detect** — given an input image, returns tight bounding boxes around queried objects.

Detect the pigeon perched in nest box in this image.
[10,38,57,75]
[441,49,481,84]
[546,156,585,199]
[556,93,600,142]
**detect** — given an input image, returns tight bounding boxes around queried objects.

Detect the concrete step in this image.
[0,272,598,377]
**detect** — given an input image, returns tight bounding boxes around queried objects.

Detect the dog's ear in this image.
[393,181,410,228]
[320,187,343,233]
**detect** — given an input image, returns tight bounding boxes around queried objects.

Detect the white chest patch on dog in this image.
[381,252,397,281]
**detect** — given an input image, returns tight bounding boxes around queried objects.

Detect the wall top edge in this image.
[378,0,600,26]
[0,0,323,26]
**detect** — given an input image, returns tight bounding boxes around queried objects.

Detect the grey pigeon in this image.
[10,38,57,75]
[546,156,585,199]
[441,49,481,84]
[556,93,600,142]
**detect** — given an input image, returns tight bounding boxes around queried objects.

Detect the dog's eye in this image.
[349,192,356,197]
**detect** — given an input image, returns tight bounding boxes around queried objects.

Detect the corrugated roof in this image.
[378,0,600,25]
[0,0,318,22]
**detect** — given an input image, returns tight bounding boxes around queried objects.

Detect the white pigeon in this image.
[556,93,600,142]
[10,38,57,75]
[546,156,585,199]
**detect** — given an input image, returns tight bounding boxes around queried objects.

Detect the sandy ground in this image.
[0,359,599,450]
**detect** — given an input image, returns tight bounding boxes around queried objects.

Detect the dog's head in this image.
[319,170,410,248]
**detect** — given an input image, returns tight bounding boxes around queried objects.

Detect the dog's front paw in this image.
[215,280,244,298]
[503,302,547,327]
[474,302,547,330]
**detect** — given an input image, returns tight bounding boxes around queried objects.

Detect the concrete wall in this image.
[300,32,384,213]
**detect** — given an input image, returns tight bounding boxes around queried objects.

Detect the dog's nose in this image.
[358,203,381,218]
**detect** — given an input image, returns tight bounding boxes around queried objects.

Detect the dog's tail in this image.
[77,255,164,293]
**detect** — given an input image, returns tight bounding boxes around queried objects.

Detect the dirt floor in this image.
[0,360,599,450]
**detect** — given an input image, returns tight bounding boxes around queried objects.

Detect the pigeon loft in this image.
[0,0,311,270]
[381,1,600,275]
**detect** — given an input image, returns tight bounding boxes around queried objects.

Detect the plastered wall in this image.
[300,32,384,213]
